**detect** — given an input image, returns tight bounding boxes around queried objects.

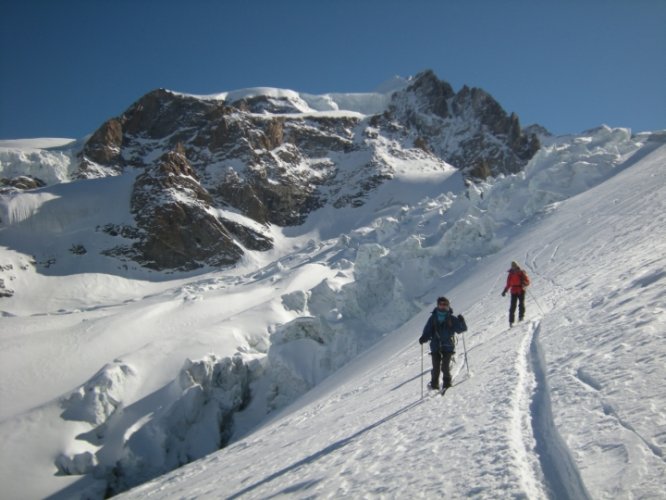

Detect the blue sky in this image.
[1,0,664,140]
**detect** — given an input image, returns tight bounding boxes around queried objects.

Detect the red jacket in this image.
[504,269,530,295]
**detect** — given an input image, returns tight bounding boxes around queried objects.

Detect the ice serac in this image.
[6,69,541,272]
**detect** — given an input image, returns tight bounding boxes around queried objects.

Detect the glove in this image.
[502,290,507,297]
[419,336,427,345]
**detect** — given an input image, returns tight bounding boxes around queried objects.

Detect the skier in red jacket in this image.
[502,261,530,327]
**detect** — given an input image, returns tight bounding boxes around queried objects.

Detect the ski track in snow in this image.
[526,321,591,500]
[509,321,546,500]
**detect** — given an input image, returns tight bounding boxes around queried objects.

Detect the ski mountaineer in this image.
[502,261,530,327]
[419,297,467,391]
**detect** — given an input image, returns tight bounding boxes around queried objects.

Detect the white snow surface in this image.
[0,138,81,186]
[0,126,665,499]
[175,77,407,117]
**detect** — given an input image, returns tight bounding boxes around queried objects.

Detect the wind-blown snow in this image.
[0,126,665,499]
[176,83,400,117]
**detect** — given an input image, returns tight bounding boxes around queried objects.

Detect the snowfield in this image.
[1,126,665,499]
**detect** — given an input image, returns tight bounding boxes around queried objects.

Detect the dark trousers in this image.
[509,292,525,324]
[431,351,453,388]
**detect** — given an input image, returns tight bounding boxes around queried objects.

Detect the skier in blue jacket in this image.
[419,296,467,390]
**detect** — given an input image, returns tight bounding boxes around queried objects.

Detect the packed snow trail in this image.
[525,321,591,500]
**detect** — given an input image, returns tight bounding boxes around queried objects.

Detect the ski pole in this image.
[527,289,546,315]
[421,343,424,399]
[462,333,470,376]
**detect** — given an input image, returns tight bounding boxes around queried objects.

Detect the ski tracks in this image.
[510,320,590,500]
[509,321,545,499]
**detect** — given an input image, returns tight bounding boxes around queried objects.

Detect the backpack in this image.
[521,271,530,287]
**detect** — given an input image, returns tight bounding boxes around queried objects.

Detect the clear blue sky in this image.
[1,0,664,140]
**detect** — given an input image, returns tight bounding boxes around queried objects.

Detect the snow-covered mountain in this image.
[0,70,539,273]
[1,73,665,499]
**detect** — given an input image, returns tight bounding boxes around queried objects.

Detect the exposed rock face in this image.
[0,278,14,297]
[385,70,540,177]
[75,69,540,271]
[0,175,46,192]
[104,146,271,271]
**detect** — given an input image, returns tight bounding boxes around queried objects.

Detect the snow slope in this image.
[120,131,666,499]
[0,127,665,499]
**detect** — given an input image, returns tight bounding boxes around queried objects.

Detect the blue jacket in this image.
[420,308,467,353]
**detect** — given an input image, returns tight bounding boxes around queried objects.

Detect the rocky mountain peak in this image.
[386,70,540,178]
[399,69,456,118]
[59,70,543,271]
[123,89,212,139]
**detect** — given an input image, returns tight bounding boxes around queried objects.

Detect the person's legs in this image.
[430,351,442,388]
[509,294,518,325]
[441,352,453,388]
[518,291,526,321]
